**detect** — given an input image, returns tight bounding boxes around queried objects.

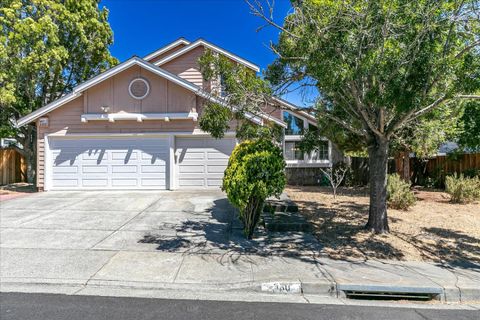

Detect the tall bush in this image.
[445,174,480,203]
[387,174,416,210]
[222,139,286,239]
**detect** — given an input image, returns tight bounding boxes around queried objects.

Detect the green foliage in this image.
[393,105,463,158]
[222,139,286,238]
[445,174,480,204]
[198,49,279,140]
[458,102,480,151]
[0,0,117,179]
[236,121,283,142]
[198,103,232,139]
[387,174,416,210]
[256,0,480,232]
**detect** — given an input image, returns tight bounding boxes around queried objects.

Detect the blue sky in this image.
[99,0,309,106]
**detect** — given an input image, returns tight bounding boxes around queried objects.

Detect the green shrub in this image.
[445,174,480,203]
[387,174,416,210]
[222,139,286,239]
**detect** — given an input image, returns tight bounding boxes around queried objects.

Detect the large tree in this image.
[245,0,480,233]
[0,0,117,182]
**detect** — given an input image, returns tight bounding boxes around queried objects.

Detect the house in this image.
[17,38,337,191]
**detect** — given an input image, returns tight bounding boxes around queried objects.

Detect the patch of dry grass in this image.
[286,186,480,264]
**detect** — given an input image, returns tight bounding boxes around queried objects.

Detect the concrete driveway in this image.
[0,190,234,253]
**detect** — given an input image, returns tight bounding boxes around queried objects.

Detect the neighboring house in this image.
[17,38,337,191]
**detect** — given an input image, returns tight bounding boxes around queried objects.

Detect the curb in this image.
[1,277,479,303]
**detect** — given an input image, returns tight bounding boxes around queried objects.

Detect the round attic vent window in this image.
[129,78,150,100]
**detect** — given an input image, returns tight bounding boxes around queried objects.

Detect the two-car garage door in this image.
[49,137,169,189]
[48,136,235,190]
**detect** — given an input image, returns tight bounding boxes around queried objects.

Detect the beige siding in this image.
[85,66,196,114]
[147,43,187,64]
[162,46,205,87]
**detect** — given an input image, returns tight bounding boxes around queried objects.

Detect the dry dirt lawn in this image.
[286,186,480,264]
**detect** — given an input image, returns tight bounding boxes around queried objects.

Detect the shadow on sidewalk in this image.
[138,198,322,265]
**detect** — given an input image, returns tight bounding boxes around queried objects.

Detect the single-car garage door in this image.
[49,137,169,190]
[175,137,236,189]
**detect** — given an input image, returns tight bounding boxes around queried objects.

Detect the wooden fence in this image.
[395,152,480,187]
[0,148,26,185]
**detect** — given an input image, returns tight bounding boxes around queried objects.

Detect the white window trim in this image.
[283,110,332,167]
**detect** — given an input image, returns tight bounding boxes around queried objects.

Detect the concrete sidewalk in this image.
[1,248,479,304]
[1,191,479,306]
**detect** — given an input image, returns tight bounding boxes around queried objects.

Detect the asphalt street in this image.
[1,292,478,320]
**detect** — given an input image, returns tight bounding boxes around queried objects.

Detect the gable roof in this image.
[143,38,190,61]
[154,38,260,72]
[16,57,285,128]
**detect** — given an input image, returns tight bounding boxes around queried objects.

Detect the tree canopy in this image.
[0,0,117,181]
[249,0,480,232]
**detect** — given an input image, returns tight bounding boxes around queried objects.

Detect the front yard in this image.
[286,186,480,264]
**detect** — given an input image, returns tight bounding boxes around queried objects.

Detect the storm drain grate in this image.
[343,290,438,301]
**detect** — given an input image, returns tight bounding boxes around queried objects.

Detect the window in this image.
[309,140,329,161]
[283,111,304,135]
[284,141,304,160]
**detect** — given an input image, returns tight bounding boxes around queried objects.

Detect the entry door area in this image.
[175,137,236,189]
[48,136,169,190]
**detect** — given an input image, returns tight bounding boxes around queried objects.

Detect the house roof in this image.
[143,38,190,61]
[16,57,285,128]
[154,38,260,72]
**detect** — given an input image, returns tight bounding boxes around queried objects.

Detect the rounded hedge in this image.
[222,139,286,237]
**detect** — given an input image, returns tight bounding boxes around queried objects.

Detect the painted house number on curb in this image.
[261,282,302,294]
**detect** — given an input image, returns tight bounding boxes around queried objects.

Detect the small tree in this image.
[320,163,349,199]
[222,139,286,239]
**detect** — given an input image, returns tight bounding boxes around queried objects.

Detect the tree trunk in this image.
[243,195,264,240]
[365,137,390,233]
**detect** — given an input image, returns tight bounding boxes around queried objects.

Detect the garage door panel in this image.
[140,165,166,173]
[207,165,227,173]
[111,165,137,173]
[52,179,79,187]
[176,137,235,189]
[52,166,78,174]
[206,179,223,187]
[112,179,138,187]
[82,166,107,174]
[141,179,166,187]
[179,165,205,174]
[49,137,168,190]
[83,179,108,187]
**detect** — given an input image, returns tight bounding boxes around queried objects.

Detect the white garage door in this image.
[175,137,236,189]
[49,137,169,190]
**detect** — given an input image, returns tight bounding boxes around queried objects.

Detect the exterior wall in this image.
[85,66,196,114]
[146,43,187,64]
[35,64,204,189]
[161,46,205,87]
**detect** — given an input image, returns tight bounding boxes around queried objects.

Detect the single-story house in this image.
[17,38,339,191]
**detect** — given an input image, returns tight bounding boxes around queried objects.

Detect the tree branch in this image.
[322,112,367,137]
[245,0,300,39]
